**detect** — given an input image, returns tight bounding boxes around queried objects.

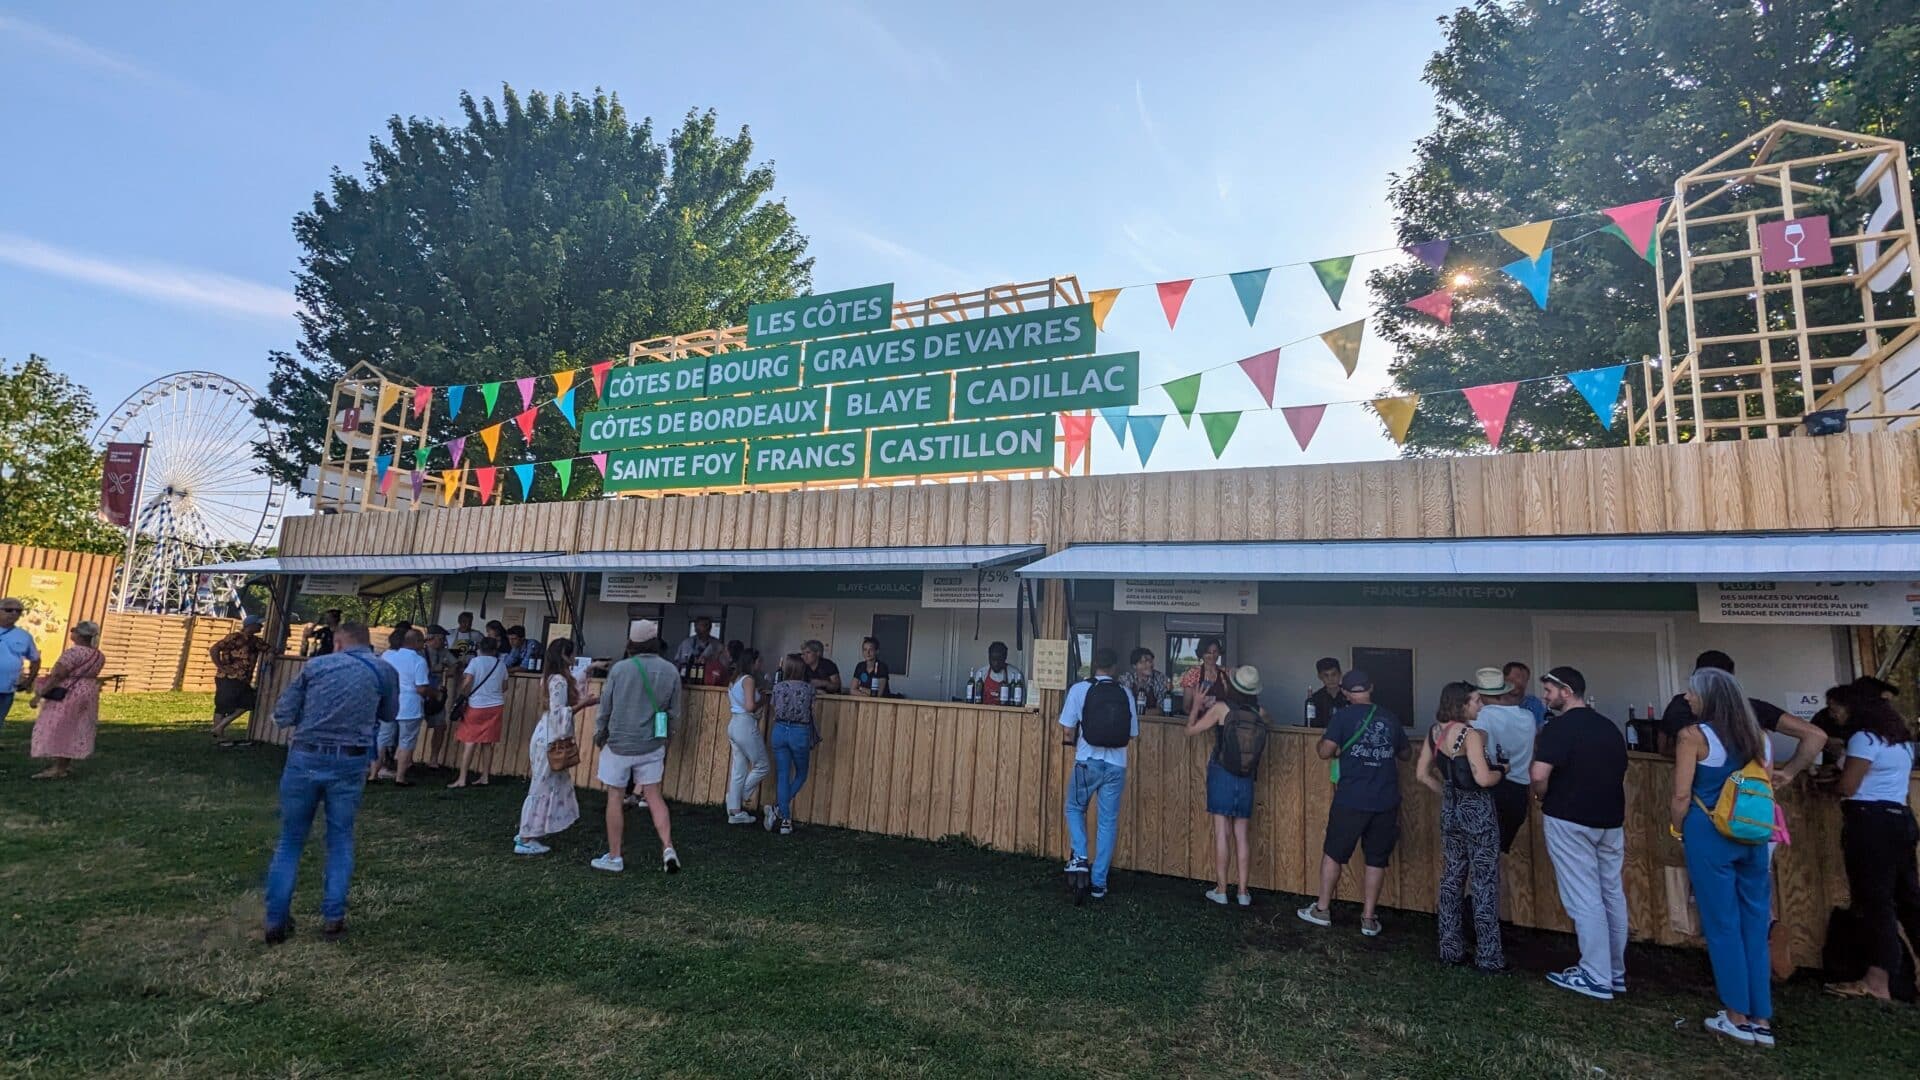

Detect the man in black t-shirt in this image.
[800,639,842,693]
[1655,650,1823,784]
[1531,666,1629,1002]
[1299,670,1408,937]
[1303,656,1348,728]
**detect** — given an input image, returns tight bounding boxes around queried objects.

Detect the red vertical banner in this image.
[100,442,145,526]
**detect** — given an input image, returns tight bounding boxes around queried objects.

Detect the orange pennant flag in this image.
[1156,279,1193,328]
[1369,394,1419,445]
[1089,289,1121,331]
[478,423,502,462]
[376,382,401,418]
[552,369,575,399]
[439,468,462,505]
[513,408,537,445]
[1497,219,1553,260]
[1059,413,1094,469]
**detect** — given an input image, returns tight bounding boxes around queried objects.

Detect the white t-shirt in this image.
[1845,731,1916,804]
[0,626,40,688]
[1473,703,1536,785]
[463,655,509,708]
[383,647,431,720]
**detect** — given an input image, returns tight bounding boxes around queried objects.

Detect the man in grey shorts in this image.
[591,619,683,873]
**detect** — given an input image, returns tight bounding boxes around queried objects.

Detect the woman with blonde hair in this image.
[30,621,106,779]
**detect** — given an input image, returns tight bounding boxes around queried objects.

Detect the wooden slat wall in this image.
[99,613,243,693]
[0,543,118,631]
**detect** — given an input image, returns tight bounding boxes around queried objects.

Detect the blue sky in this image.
[0,1,1462,474]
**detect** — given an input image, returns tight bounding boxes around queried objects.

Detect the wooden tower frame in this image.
[1629,121,1920,444]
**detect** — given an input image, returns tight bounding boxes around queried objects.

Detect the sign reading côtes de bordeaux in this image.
[586,282,1138,493]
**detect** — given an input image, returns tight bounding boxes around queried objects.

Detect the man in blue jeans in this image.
[263,621,397,944]
[1060,648,1139,901]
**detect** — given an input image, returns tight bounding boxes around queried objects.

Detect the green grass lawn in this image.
[2,695,1916,1078]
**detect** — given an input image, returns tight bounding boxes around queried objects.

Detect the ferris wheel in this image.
[94,371,288,613]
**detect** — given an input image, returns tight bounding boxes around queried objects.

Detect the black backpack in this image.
[1080,679,1133,748]
[1215,707,1269,777]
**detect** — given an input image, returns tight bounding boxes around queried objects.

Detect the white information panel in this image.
[921,568,1017,609]
[600,572,679,604]
[1114,579,1260,615]
[1030,638,1071,691]
[1696,581,1920,625]
[504,573,549,601]
[299,575,360,597]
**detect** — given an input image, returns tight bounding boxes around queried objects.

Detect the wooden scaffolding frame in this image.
[1628,121,1920,444]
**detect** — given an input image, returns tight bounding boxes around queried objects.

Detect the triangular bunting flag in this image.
[1499,249,1554,309]
[1155,279,1192,328]
[445,385,466,417]
[480,381,501,416]
[1405,239,1449,269]
[1281,404,1327,451]
[1497,219,1553,260]
[1099,406,1130,447]
[590,452,607,477]
[1060,413,1094,469]
[514,376,536,412]
[1566,364,1628,428]
[1602,223,1657,265]
[478,423,502,462]
[513,408,537,445]
[1602,198,1663,261]
[1128,414,1165,465]
[1309,256,1355,309]
[591,361,612,397]
[1163,373,1203,426]
[409,469,424,503]
[377,383,400,418]
[448,435,467,464]
[552,369,575,399]
[1200,411,1241,459]
[413,446,429,470]
[1370,394,1419,445]
[511,462,536,499]
[1089,288,1121,331]
[1229,269,1269,325]
[373,453,392,485]
[1463,381,1520,448]
[439,468,462,505]
[411,384,432,418]
[1319,319,1365,377]
[378,463,398,497]
[474,466,498,504]
[555,388,577,429]
[1405,288,1454,326]
[1236,348,1280,406]
[554,458,574,497]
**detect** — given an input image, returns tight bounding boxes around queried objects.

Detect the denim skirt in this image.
[1205,760,1255,819]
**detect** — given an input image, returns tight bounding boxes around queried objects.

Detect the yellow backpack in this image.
[1694,757,1776,845]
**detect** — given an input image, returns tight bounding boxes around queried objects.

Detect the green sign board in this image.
[746,431,867,485]
[582,387,828,451]
[599,345,802,408]
[804,303,1096,385]
[827,373,952,431]
[603,443,746,492]
[869,416,1053,477]
[748,283,894,346]
[954,351,1139,420]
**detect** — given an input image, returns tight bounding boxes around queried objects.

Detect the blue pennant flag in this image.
[1129,414,1165,466]
[511,462,536,499]
[1099,406,1131,447]
[555,387,578,429]
[373,454,391,484]
[1500,248,1554,309]
[1229,268,1270,325]
[445,385,466,417]
[1567,364,1628,428]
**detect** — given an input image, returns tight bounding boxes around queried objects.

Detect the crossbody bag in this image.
[1328,705,1376,784]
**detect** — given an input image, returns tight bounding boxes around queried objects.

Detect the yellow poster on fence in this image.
[3,566,79,664]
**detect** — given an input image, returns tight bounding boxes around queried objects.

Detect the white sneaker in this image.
[513,838,549,856]
[1205,888,1229,905]
[764,805,779,832]
[1704,1011,1755,1044]
[662,847,681,873]
[1237,893,1252,907]
[1740,1022,1775,1048]
[590,853,625,873]
[726,811,754,825]
[1296,903,1332,927]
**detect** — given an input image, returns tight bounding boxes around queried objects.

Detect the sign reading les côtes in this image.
[599,345,802,408]
[748,283,895,346]
[603,443,746,492]
[804,304,1096,385]
[954,352,1138,420]
[581,387,828,451]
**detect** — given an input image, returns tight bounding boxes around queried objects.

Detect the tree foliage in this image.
[0,355,122,555]
[255,87,813,492]
[1371,0,1920,454]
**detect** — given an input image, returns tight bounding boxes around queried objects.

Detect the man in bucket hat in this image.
[1470,666,1536,853]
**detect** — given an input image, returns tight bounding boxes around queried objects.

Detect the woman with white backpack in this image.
[1186,666,1271,908]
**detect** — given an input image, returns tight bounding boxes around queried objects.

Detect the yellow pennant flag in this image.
[552,369,575,399]
[376,382,401,418]
[1369,394,1420,445]
[439,468,462,505]
[1319,318,1366,377]
[1089,288,1121,331]
[478,423,502,461]
[1497,219,1553,260]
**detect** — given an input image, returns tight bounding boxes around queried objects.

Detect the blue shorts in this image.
[1206,760,1255,819]
[378,717,423,752]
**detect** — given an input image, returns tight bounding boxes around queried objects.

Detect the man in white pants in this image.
[1530,666,1631,1001]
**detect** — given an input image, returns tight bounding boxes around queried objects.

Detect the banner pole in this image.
[113,435,151,612]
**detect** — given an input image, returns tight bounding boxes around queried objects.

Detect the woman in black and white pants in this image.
[1417,681,1508,971]
[1825,691,1920,1002]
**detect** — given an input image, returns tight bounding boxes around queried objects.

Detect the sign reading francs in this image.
[748,283,894,346]
[603,443,746,492]
[599,346,802,408]
[804,304,1096,385]
[582,388,827,451]
[600,572,679,604]
[1697,581,1920,625]
[868,417,1053,477]
[746,431,867,485]
[1115,579,1260,614]
[921,567,1018,609]
[954,352,1139,420]
[828,373,952,431]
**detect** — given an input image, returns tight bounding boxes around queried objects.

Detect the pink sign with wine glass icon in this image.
[1759,215,1833,272]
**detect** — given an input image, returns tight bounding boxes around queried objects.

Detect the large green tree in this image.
[1371,0,1920,454]
[0,355,122,555]
[255,87,812,492]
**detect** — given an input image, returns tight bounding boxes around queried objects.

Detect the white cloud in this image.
[0,14,159,82]
[0,232,299,324]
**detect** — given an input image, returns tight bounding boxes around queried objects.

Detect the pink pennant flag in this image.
[448,435,467,463]
[1406,288,1454,326]
[411,384,432,418]
[474,466,498,504]
[590,452,608,477]
[513,407,537,445]
[379,466,399,496]
[1156,279,1193,329]
[1281,404,1327,451]
[515,376,536,412]
[1602,198,1664,257]
[1463,381,1519,449]
[1237,348,1280,407]
[591,361,612,397]
[1059,413,1094,469]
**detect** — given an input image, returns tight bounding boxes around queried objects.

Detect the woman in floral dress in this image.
[30,621,106,779]
[514,640,597,855]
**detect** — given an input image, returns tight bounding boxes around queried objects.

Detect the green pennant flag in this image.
[413,446,429,470]
[1201,411,1242,458]
[1163,373,1203,427]
[1310,255,1356,309]
[480,381,501,416]
[553,458,574,497]
[1602,223,1658,265]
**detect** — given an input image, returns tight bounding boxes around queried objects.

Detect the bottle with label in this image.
[965,674,977,703]
[1305,698,1317,726]
[1011,676,1024,706]
[1160,691,1175,715]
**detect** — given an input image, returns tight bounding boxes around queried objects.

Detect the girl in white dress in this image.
[515,641,597,855]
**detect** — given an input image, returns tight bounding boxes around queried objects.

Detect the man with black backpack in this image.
[1060,647,1139,902]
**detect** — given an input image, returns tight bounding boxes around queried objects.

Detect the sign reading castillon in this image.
[747,283,895,346]
[868,417,1053,477]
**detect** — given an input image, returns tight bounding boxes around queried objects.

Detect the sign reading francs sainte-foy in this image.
[828,373,951,431]
[603,443,746,492]
[868,416,1053,477]
[582,387,827,451]
[599,345,802,408]
[748,283,895,346]
[954,352,1139,420]
[747,431,867,485]
[804,304,1095,385]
